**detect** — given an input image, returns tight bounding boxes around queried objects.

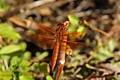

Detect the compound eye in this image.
[63,21,69,27]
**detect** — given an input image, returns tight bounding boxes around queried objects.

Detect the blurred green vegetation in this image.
[0,22,52,80]
[0,0,9,12]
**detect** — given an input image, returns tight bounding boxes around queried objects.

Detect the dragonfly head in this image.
[59,21,69,31]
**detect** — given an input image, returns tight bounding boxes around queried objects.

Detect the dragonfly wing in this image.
[30,34,55,49]
[19,30,55,49]
[65,41,94,55]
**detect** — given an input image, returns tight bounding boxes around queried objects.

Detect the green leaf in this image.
[0,71,12,80]
[0,42,26,55]
[108,39,116,52]
[39,62,48,73]
[68,14,79,25]
[86,64,96,69]
[10,56,20,68]
[46,75,53,80]
[19,60,31,72]
[22,52,31,60]
[0,45,21,54]
[36,51,49,60]
[0,23,21,40]
[68,25,77,32]
[0,71,12,76]
[77,25,87,37]
[72,61,79,67]
[19,60,31,67]
[77,25,87,33]
[31,62,39,70]
[19,74,34,80]
[19,42,27,51]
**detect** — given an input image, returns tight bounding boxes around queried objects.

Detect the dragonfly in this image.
[9,16,107,80]
[17,21,85,80]
[27,21,86,80]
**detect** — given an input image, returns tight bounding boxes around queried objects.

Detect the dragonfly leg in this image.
[66,45,73,56]
[61,40,86,45]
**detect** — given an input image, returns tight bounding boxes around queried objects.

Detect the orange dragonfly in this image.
[9,16,108,80]
[26,21,86,80]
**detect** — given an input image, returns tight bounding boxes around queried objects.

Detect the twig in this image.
[84,20,109,36]
[89,72,120,79]
[29,57,51,66]
[27,0,55,9]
